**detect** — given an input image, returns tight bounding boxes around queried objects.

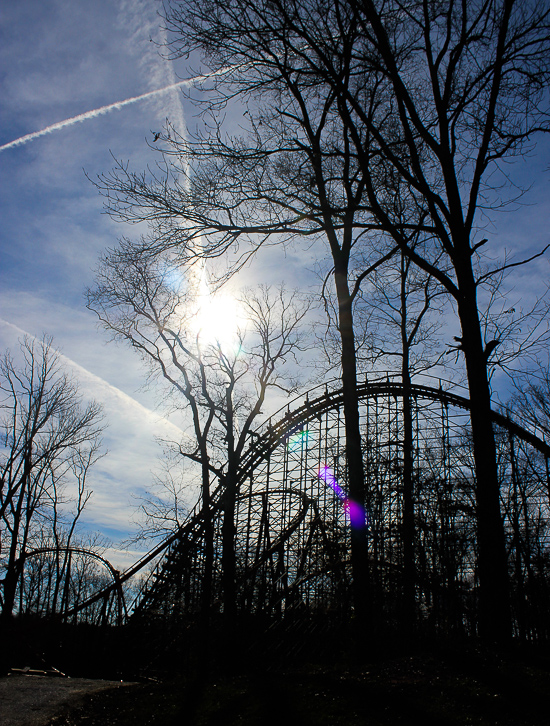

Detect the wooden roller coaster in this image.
[19,376,550,640]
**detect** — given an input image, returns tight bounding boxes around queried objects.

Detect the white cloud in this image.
[0,316,198,559]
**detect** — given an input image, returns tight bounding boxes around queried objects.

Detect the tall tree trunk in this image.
[221,386,237,623]
[221,470,237,620]
[456,269,511,642]
[400,263,416,633]
[200,452,214,621]
[2,491,25,619]
[334,264,370,631]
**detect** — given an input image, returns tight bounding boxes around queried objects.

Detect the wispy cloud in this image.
[0,317,186,441]
[0,316,196,555]
[64,356,187,442]
[119,0,188,136]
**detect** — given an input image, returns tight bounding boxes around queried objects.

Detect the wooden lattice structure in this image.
[125,377,550,640]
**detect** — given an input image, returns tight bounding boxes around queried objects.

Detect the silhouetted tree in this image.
[88,250,309,620]
[0,337,104,618]
[511,366,550,444]
[368,252,446,629]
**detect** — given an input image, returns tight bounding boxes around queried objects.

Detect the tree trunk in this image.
[2,467,27,619]
[221,386,237,623]
[401,345,416,634]
[200,452,214,622]
[456,271,511,642]
[334,264,371,631]
[398,253,416,634]
[221,470,237,620]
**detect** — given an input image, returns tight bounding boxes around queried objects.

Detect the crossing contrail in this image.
[0,76,197,153]
[0,317,186,439]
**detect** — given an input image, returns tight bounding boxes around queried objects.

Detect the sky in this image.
[1,0,549,572]
[0,0,319,571]
[0,0,209,569]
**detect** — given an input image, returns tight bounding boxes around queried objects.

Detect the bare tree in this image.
[166,0,550,641]
[364,251,447,629]
[87,248,310,619]
[330,0,550,642]
[510,365,550,444]
[0,337,104,618]
[129,454,192,545]
[92,10,400,629]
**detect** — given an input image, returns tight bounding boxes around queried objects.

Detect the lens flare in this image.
[343,499,367,529]
[318,465,367,529]
[287,428,311,452]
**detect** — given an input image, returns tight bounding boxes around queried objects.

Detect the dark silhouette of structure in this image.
[39,375,550,645]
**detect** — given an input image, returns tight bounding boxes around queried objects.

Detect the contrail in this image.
[0,76,198,153]
[0,317,186,439]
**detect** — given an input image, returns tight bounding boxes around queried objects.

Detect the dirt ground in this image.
[7,651,550,726]
[2,647,550,726]
[0,674,136,726]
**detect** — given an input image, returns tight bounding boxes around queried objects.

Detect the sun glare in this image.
[191,270,244,350]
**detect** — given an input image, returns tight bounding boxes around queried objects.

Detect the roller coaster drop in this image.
[30,377,550,639]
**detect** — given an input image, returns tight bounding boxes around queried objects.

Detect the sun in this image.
[191,270,244,350]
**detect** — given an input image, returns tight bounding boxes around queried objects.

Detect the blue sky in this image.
[0,0,319,569]
[1,0,549,569]
[0,0,200,567]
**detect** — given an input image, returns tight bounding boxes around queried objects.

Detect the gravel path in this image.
[0,674,135,726]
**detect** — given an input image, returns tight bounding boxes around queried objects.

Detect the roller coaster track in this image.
[16,547,129,624]
[65,378,550,621]
[238,380,550,481]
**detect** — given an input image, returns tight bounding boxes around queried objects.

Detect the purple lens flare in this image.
[343,499,367,529]
[317,465,368,529]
